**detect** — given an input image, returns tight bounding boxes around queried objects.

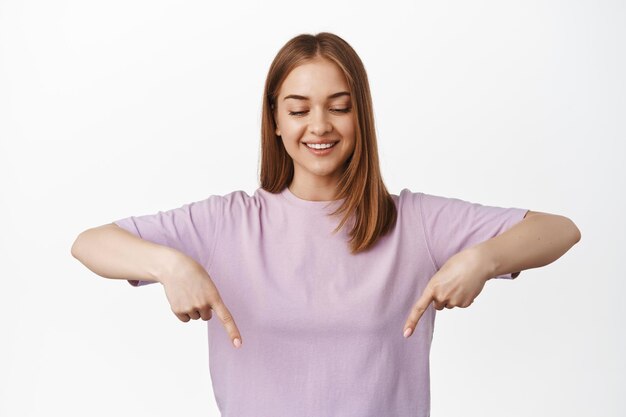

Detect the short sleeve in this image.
[113,195,224,287]
[416,191,529,280]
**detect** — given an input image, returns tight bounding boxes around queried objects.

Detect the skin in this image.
[273,56,356,202]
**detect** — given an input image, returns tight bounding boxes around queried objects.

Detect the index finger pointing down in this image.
[212,299,242,348]
[403,287,434,338]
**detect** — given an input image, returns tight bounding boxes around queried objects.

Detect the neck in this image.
[288,179,340,202]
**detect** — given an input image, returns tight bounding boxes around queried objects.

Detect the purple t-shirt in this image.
[114,186,528,417]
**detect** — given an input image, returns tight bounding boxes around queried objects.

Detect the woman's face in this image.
[273,57,356,187]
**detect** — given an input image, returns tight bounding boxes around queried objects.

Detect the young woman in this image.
[72,32,581,417]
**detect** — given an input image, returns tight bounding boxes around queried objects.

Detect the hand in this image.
[159,254,243,349]
[402,249,491,338]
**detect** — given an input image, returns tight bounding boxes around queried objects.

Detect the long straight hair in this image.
[259,32,397,254]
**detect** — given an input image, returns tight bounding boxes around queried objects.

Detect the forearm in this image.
[71,223,186,283]
[470,214,581,280]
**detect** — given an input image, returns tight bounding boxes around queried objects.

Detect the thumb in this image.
[211,298,243,349]
[403,286,433,339]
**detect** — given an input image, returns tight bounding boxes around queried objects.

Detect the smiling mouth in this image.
[303,141,339,156]
[303,140,339,144]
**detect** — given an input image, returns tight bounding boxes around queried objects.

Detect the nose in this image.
[309,108,332,136]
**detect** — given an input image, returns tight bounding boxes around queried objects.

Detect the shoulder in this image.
[207,188,275,215]
[204,189,258,205]
[399,188,478,211]
[397,188,453,203]
[397,188,425,210]
[396,188,480,222]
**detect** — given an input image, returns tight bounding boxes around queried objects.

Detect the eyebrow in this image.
[283,91,351,101]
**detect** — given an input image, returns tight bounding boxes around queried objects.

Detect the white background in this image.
[1,0,623,416]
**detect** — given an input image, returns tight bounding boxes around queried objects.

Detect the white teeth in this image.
[306,142,336,150]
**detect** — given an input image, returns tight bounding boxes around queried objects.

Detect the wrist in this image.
[149,246,190,285]
[464,245,498,282]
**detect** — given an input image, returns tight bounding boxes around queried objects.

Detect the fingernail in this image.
[233,338,241,348]
[403,328,412,338]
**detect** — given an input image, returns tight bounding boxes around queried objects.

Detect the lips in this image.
[303,141,339,145]
[303,141,338,156]
[305,142,338,149]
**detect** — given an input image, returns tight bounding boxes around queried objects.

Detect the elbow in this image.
[71,224,117,259]
[71,229,92,259]
[566,217,582,244]
[71,233,83,259]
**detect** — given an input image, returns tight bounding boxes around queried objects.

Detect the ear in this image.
[274,120,280,136]
[272,106,280,136]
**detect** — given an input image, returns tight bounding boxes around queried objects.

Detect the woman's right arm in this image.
[71,223,243,348]
[71,223,182,285]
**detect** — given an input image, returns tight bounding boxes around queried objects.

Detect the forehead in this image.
[279,58,349,98]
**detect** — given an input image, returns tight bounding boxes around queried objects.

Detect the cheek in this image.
[338,119,356,141]
[279,119,305,137]
[337,115,355,132]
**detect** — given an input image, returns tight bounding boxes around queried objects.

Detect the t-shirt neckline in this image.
[280,186,346,210]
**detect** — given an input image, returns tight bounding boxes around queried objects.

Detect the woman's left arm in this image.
[472,210,581,280]
[402,211,581,338]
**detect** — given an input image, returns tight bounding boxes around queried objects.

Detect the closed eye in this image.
[288,108,352,116]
